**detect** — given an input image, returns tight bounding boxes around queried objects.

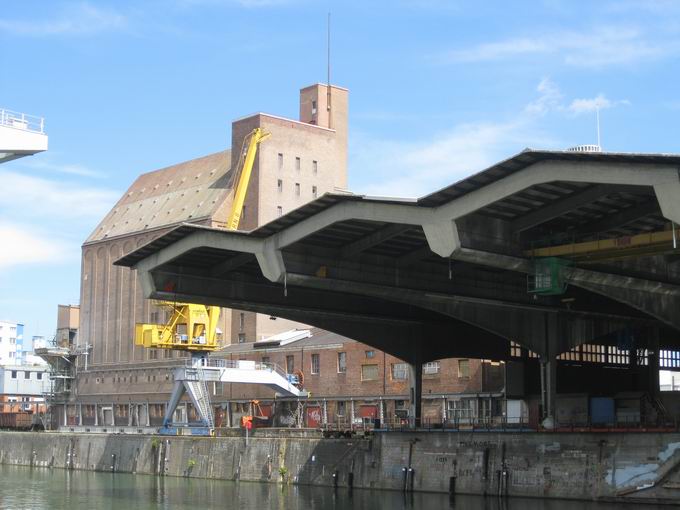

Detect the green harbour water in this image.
[0,465,669,510]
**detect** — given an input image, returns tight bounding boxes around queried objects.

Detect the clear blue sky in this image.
[1,0,679,341]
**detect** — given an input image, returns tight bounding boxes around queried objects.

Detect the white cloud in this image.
[0,222,69,269]
[0,171,119,220]
[437,26,679,68]
[176,0,297,7]
[568,94,630,115]
[350,114,560,199]
[13,158,104,178]
[524,78,563,116]
[349,79,628,198]
[0,2,126,37]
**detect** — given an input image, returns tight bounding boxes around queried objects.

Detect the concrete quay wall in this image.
[1,430,680,504]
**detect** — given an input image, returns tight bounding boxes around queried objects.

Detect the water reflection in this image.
[0,466,668,510]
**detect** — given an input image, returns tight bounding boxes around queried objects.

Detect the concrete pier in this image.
[2,430,680,504]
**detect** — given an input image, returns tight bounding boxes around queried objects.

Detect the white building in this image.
[0,320,21,364]
[0,108,48,164]
[0,365,50,397]
[0,364,50,412]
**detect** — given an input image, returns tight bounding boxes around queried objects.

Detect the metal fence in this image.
[0,108,45,133]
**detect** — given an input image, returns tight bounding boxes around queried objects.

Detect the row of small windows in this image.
[276,180,318,197]
[122,169,219,200]
[295,352,457,380]
[10,370,43,380]
[510,340,656,366]
[278,153,318,174]
[0,337,17,344]
[85,370,172,384]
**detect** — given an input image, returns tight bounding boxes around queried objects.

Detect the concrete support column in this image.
[649,328,660,397]
[540,357,557,427]
[408,361,423,428]
[94,404,99,426]
[78,403,83,426]
[540,313,559,429]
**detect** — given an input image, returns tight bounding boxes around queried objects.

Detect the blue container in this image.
[590,397,615,425]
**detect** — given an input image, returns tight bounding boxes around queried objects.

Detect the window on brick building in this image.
[361,364,378,381]
[149,350,158,360]
[295,183,300,196]
[277,179,283,192]
[337,352,346,373]
[337,401,346,416]
[365,350,375,359]
[262,356,270,364]
[448,398,474,421]
[277,206,283,217]
[423,361,440,375]
[313,160,318,174]
[239,312,245,332]
[278,153,283,170]
[391,363,409,380]
[286,355,294,374]
[295,157,301,171]
[311,354,320,374]
[458,359,470,378]
[238,333,246,344]
[312,185,317,198]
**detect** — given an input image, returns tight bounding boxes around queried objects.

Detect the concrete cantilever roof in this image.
[117,148,680,270]
[114,148,680,360]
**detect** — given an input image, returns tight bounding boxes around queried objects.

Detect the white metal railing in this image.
[187,358,299,385]
[0,108,45,134]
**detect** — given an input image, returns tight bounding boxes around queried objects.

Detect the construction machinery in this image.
[134,127,270,354]
[133,128,306,435]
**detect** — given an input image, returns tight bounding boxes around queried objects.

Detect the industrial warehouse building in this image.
[46,85,680,432]
[53,84,511,430]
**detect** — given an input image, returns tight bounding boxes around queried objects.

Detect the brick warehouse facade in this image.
[63,328,505,429]
[56,83,507,430]
[64,84,349,424]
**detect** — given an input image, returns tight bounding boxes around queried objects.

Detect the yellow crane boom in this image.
[135,128,270,352]
[227,127,270,230]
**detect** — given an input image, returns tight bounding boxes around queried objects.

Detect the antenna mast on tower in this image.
[326,11,332,129]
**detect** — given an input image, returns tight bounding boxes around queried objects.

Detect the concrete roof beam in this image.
[434,161,676,232]
[654,175,680,224]
[422,219,461,257]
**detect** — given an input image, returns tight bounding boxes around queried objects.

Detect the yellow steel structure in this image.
[525,226,679,263]
[227,128,270,230]
[134,128,270,352]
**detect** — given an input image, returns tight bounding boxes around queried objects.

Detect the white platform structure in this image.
[0,109,48,164]
[164,356,306,430]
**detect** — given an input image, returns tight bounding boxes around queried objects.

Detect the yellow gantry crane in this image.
[135,128,270,352]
